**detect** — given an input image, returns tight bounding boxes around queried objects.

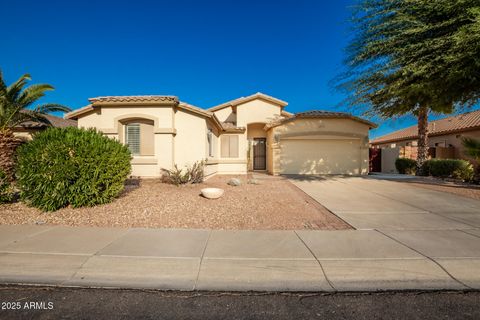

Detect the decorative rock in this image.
[248,179,260,185]
[227,178,242,186]
[201,188,224,199]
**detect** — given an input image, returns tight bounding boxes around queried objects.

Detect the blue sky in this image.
[1,0,477,138]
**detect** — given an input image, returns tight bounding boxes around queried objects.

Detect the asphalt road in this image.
[0,286,479,320]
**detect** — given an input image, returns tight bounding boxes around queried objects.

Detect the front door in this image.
[253,138,266,170]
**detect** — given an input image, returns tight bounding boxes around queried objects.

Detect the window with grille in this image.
[125,123,141,155]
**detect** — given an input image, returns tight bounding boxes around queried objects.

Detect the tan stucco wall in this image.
[173,108,210,168]
[211,99,283,174]
[213,107,234,123]
[267,118,370,175]
[76,105,177,177]
[236,99,281,127]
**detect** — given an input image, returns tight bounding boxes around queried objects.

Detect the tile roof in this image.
[16,113,77,129]
[89,95,178,104]
[265,110,377,129]
[178,101,213,117]
[221,122,246,132]
[371,109,480,144]
[208,92,288,112]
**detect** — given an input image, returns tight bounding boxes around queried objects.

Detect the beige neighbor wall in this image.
[13,130,36,140]
[381,147,401,173]
[267,118,370,175]
[76,106,175,177]
[374,129,480,168]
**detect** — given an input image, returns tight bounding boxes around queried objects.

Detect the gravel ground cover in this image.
[0,175,351,230]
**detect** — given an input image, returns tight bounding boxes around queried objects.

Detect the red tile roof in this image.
[371,110,480,145]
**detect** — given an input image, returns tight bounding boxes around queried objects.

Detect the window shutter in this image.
[126,123,141,155]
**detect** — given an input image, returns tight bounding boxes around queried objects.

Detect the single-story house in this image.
[370,110,480,173]
[65,92,376,177]
[13,113,77,140]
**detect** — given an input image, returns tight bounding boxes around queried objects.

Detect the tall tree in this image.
[337,0,480,173]
[0,71,70,179]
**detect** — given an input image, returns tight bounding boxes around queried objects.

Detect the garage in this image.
[265,111,376,176]
[279,138,362,175]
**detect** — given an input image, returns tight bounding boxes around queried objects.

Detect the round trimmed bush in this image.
[16,127,131,211]
[395,158,417,175]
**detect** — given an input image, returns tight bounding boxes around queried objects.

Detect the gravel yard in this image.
[0,175,350,230]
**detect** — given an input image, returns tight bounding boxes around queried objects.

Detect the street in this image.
[0,286,478,319]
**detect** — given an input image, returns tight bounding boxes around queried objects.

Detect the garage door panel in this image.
[280,139,361,175]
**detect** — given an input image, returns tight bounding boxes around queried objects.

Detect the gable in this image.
[236,99,282,126]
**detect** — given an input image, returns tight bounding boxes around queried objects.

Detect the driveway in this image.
[288,175,480,231]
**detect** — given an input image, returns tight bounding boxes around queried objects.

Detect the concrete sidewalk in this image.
[0,225,479,292]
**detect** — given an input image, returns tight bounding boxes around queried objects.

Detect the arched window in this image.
[122,119,154,156]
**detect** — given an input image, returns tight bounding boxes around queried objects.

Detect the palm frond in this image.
[6,73,31,102]
[34,103,71,114]
[17,84,54,107]
[0,71,70,130]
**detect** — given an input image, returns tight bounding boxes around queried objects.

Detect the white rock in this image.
[201,188,224,199]
[227,178,241,186]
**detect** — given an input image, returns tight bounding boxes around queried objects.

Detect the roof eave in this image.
[64,105,94,120]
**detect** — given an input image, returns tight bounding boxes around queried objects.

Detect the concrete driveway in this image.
[288,175,480,231]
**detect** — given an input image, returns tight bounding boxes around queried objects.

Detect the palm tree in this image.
[462,137,480,161]
[0,71,71,180]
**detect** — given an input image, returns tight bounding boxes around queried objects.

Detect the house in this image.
[65,92,376,177]
[13,113,77,140]
[370,110,480,173]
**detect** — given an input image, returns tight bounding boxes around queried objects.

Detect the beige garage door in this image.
[280,139,361,174]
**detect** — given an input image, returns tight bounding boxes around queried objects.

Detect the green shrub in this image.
[422,159,474,181]
[0,170,13,204]
[161,160,206,186]
[16,127,131,211]
[395,158,417,174]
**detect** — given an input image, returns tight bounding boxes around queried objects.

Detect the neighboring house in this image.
[65,92,376,177]
[13,113,77,140]
[370,110,480,173]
